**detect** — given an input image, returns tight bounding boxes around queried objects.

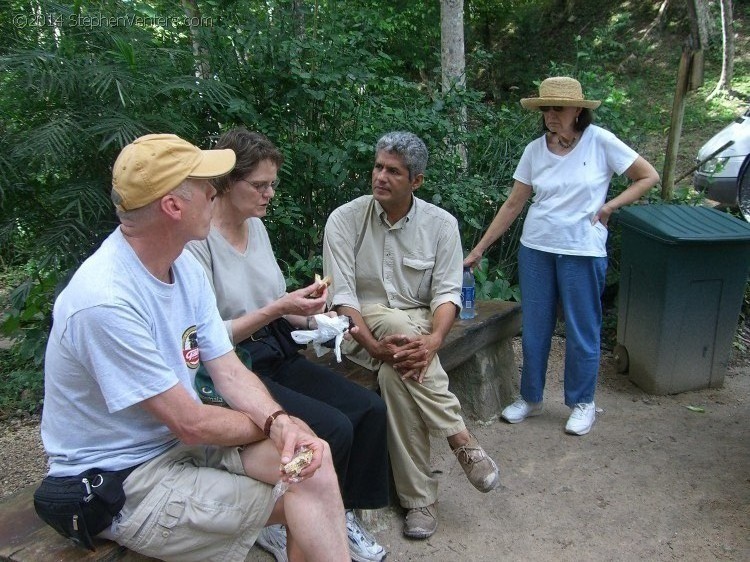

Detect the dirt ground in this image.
[1,335,748,561]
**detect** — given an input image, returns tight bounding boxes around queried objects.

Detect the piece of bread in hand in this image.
[310,273,332,298]
[282,448,314,477]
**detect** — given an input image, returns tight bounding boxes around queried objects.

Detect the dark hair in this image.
[211,128,284,196]
[375,131,428,180]
[541,107,594,133]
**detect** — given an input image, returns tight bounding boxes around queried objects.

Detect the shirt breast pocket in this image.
[402,256,435,302]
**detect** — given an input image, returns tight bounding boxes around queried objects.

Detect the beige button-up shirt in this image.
[323,195,463,315]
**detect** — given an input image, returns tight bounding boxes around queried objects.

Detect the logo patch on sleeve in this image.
[182,326,200,369]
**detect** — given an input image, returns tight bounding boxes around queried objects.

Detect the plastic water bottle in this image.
[460,266,477,319]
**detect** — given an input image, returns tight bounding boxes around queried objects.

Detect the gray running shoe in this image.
[256,524,287,562]
[346,510,386,561]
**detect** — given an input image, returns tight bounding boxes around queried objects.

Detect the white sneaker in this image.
[501,398,543,423]
[346,510,386,562]
[565,402,596,435]
[256,524,288,562]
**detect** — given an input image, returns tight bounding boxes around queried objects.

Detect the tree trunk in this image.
[181,0,211,79]
[708,0,734,99]
[292,0,307,39]
[684,0,705,90]
[692,0,712,49]
[441,0,465,93]
[556,0,575,20]
[642,0,669,40]
[440,0,467,169]
[661,47,693,200]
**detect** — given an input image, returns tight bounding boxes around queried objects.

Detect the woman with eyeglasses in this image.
[464,77,659,436]
[186,128,389,562]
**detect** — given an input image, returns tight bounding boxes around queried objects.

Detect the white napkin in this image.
[291,314,351,362]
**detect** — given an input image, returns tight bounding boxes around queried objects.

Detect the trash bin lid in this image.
[617,205,750,244]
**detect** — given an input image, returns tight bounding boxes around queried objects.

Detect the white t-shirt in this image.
[41,228,232,476]
[514,124,638,257]
[186,218,287,344]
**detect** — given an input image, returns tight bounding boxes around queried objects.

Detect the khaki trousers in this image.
[104,444,273,562]
[344,304,465,508]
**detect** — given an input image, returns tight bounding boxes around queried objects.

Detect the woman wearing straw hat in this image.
[464,76,659,435]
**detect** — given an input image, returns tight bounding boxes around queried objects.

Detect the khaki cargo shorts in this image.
[104,444,274,562]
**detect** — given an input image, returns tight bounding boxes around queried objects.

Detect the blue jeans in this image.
[518,245,607,407]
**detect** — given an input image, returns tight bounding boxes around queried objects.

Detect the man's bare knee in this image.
[289,441,339,497]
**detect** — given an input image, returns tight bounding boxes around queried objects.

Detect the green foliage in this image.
[0,0,241,362]
[0,356,44,418]
[473,258,521,302]
[282,252,324,292]
[0,0,748,416]
[575,12,639,66]
[1,266,63,365]
[196,1,530,289]
[0,345,44,418]
[0,0,513,356]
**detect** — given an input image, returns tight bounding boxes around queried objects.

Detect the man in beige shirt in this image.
[323,131,499,540]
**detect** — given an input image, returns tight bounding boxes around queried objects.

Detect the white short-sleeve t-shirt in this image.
[41,228,232,476]
[513,124,638,257]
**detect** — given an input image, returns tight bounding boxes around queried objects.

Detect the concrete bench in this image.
[303,299,522,422]
[0,299,521,561]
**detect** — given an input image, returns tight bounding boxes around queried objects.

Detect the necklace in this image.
[557,134,577,149]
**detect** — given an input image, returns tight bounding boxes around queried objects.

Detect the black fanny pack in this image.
[238,317,305,367]
[33,466,133,551]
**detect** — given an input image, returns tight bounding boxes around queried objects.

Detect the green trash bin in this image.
[615,205,750,394]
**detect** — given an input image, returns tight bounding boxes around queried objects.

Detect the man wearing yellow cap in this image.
[38,134,349,561]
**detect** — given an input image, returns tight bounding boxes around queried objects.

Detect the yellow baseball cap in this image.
[112,133,236,211]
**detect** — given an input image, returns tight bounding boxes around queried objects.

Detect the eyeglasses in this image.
[540,106,565,113]
[238,179,279,193]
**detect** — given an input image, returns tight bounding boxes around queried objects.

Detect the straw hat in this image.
[520,77,601,110]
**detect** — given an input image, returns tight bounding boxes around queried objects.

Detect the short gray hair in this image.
[375,132,428,180]
[112,180,192,221]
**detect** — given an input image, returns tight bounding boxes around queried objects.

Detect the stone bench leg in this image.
[352,507,396,533]
[447,338,517,423]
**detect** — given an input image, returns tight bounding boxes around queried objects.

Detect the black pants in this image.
[252,353,389,510]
